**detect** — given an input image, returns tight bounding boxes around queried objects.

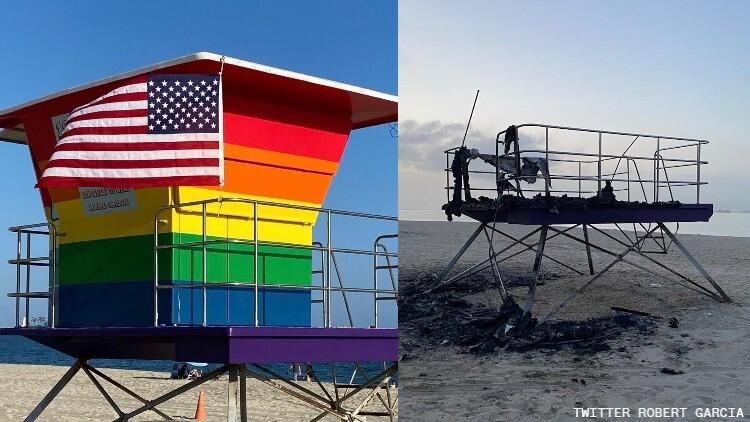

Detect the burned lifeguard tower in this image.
[436,123,730,322]
[0,52,398,421]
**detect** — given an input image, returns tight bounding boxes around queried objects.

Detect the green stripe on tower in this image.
[58,233,312,286]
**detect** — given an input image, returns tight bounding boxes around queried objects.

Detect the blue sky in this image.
[0,1,397,327]
[400,0,750,217]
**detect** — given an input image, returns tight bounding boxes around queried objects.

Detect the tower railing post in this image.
[325,211,332,328]
[597,132,602,198]
[253,201,259,327]
[202,202,207,327]
[15,229,20,327]
[373,239,378,328]
[154,210,159,327]
[697,142,702,204]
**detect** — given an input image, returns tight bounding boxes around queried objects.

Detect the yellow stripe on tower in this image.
[53,187,320,245]
[169,187,319,245]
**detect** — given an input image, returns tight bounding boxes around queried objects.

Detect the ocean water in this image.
[400,211,750,238]
[0,335,391,383]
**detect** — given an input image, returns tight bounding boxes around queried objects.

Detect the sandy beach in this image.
[399,221,750,421]
[0,364,397,421]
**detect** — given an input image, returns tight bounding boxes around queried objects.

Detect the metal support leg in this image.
[483,227,508,299]
[82,367,124,419]
[116,364,229,421]
[539,226,660,324]
[587,225,724,300]
[524,225,548,315]
[485,224,584,275]
[435,223,485,283]
[25,359,83,422]
[426,227,543,294]
[247,363,398,421]
[240,365,248,422]
[228,365,239,422]
[582,224,595,275]
[659,223,732,302]
[85,365,171,420]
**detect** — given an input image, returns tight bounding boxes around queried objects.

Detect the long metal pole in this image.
[545,127,550,196]
[325,211,332,328]
[254,202,259,326]
[524,225,548,314]
[25,232,30,326]
[24,360,84,422]
[202,203,207,327]
[434,223,485,283]
[597,132,602,197]
[582,224,595,275]
[460,90,480,148]
[154,213,159,327]
[50,225,56,328]
[228,365,239,422]
[627,159,631,202]
[446,152,450,204]
[696,142,701,203]
[373,240,378,328]
[660,223,731,302]
[239,365,248,422]
[15,230,20,327]
[496,129,500,197]
[655,137,661,203]
[330,253,353,327]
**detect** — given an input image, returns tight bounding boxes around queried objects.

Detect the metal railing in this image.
[373,234,397,328]
[154,197,398,328]
[7,222,58,328]
[445,123,708,205]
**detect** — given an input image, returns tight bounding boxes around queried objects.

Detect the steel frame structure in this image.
[23,358,397,422]
[154,197,398,329]
[8,199,398,330]
[6,200,399,421]
[436,124,730,319]
[433,221,731,321]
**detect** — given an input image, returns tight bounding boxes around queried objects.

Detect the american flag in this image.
[37,74,223,188]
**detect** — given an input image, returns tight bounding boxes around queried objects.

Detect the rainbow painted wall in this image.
[46,93,352,327]
[0,54,396,328]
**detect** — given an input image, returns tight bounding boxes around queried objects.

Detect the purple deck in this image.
[461,203,713,225]
[0,327,399,364]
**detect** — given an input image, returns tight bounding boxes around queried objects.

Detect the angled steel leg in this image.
[426,227,543,294]
[114,364,229,421]
[582,224,595,275]
[434,223,485,283]
[25,359,83,422]
[228,365,239,422]
[82,366,124,419]
[539,225,660,324]
[239,365,248,422]
[247,363,398,421]
[483,227,508,298]
[587,225,724,300]
[485,224,584,275]
[524,225,548,314]
[85,365,171,420]
[659,223,732,302]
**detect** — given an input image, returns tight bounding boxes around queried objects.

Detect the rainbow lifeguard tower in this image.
[0,52,398,421]
[435,123,730,322]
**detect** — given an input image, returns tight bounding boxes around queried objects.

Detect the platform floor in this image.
[458,203,713,225]
[0,326,398,364]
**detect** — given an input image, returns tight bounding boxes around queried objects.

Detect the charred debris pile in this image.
[400,273,658,357]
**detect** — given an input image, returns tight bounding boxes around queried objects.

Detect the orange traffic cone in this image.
[194,389,207,421]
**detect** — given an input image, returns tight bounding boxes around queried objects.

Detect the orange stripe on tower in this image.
[201,159,333,205]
